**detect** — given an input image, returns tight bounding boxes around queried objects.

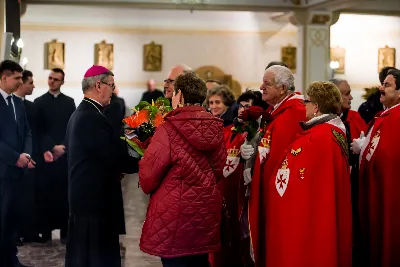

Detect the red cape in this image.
[210,126,246,267]
[346,110,367,140]
[249,94,306,266]
[265,119,352,267]
[359,104,400,267]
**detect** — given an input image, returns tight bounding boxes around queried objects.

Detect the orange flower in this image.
[123,110,149,128]
[153,113,164,127]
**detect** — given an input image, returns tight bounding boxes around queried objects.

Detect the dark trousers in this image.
[0,177,22,267]
[161,254,210,267]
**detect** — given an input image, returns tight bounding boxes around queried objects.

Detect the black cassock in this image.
[34,92,76,235]
[19,99,47,239]
[65,98,138,267]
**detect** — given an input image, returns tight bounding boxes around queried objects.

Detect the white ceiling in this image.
[24,0,400,15]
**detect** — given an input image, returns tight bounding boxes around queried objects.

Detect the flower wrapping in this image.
[121,97,172,156]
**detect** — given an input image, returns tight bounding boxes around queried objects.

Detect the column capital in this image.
[290,10,340,27]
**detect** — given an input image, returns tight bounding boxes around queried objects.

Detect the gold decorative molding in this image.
[21,23,297,37]
[143,41,162,72]
[45,39,65,69]
[94,40,114,70]
[378,45,396,73]
[281,44,297,73]
[330,46,345,74]
[309,28,328,47]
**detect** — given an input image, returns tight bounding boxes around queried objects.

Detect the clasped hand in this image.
[16,153,36,169]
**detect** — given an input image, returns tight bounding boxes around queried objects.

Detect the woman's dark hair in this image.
[173,71,207,105]
[206,84,235,107]
[237,90,268,110]
[379,67,397,85]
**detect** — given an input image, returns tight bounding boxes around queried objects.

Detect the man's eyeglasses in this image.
[164,79,174,84]
[48,77,63,82]
[101,81,115,90]
[303,99,313,104]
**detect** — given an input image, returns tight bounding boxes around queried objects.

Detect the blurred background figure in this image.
[140,79,164,103]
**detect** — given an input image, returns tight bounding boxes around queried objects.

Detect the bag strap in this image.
[207,157,222,184]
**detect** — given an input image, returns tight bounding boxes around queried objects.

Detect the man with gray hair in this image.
[65,65,139,267]
[239,65,306,266]
[163,64,192,104]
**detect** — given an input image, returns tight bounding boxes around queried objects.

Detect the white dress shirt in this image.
[0,88,16,121]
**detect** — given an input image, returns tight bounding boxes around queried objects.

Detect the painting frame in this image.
[378,45,396,73]
[94,40,114,70]
[281,45,297,73]
[330,46,345,74]
[45,39,65,70]
[143,41,162,72]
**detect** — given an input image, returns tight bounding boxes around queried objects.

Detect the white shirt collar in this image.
[49,91,61,98]
[382,103,400,114]
[271,93,304,114]
[87,97,103,107]
[0,88,11,101]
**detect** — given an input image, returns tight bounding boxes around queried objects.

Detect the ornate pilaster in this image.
[291,11,340,92]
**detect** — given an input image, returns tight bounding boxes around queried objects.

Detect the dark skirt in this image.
[65,214,121,267]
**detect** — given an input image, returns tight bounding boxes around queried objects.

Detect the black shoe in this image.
[23,235,46,244]
[60,237,67,245]
[16,239,24,247]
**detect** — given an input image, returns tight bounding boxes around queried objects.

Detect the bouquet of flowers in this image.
[121,97,172,156]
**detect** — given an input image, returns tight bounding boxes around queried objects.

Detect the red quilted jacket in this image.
[139,105,227,258]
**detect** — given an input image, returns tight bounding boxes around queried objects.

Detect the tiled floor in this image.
[17,174,162,267]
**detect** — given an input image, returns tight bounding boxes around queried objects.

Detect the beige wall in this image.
[20,5,297,108]
[330,14,400,110]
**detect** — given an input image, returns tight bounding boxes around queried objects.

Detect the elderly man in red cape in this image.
[264,81,352,267]
[330,78,366,263]
[240,65,306,266]
[353,68,400,267]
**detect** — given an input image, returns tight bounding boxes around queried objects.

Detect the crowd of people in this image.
[0,58,399,267]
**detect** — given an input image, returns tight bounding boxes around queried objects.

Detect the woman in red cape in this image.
[210,91,266,267]
[265,81,352,267]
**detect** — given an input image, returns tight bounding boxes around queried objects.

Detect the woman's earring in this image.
[313,113,317,117]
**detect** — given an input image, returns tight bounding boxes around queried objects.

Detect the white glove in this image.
[243,168,252,185]
[350,131,365,155]
[241,144,255,160]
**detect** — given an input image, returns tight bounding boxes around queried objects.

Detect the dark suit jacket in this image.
[65,99,138,232]
[0,95,32,179]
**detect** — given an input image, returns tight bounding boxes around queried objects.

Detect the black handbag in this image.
[207,158,232,247]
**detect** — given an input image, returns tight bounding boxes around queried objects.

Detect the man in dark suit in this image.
[65,65,139,267]
[14,70,54,244]
[0,60,33,267]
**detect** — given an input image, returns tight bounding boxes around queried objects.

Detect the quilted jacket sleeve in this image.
[139,125,171,194]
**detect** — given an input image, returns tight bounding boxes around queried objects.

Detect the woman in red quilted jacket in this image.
[139,71,227,267]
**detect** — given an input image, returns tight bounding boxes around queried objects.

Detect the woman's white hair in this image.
[265,65,295,92]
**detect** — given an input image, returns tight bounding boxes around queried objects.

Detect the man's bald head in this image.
[147,79,156,91]
[164,64,192,99]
